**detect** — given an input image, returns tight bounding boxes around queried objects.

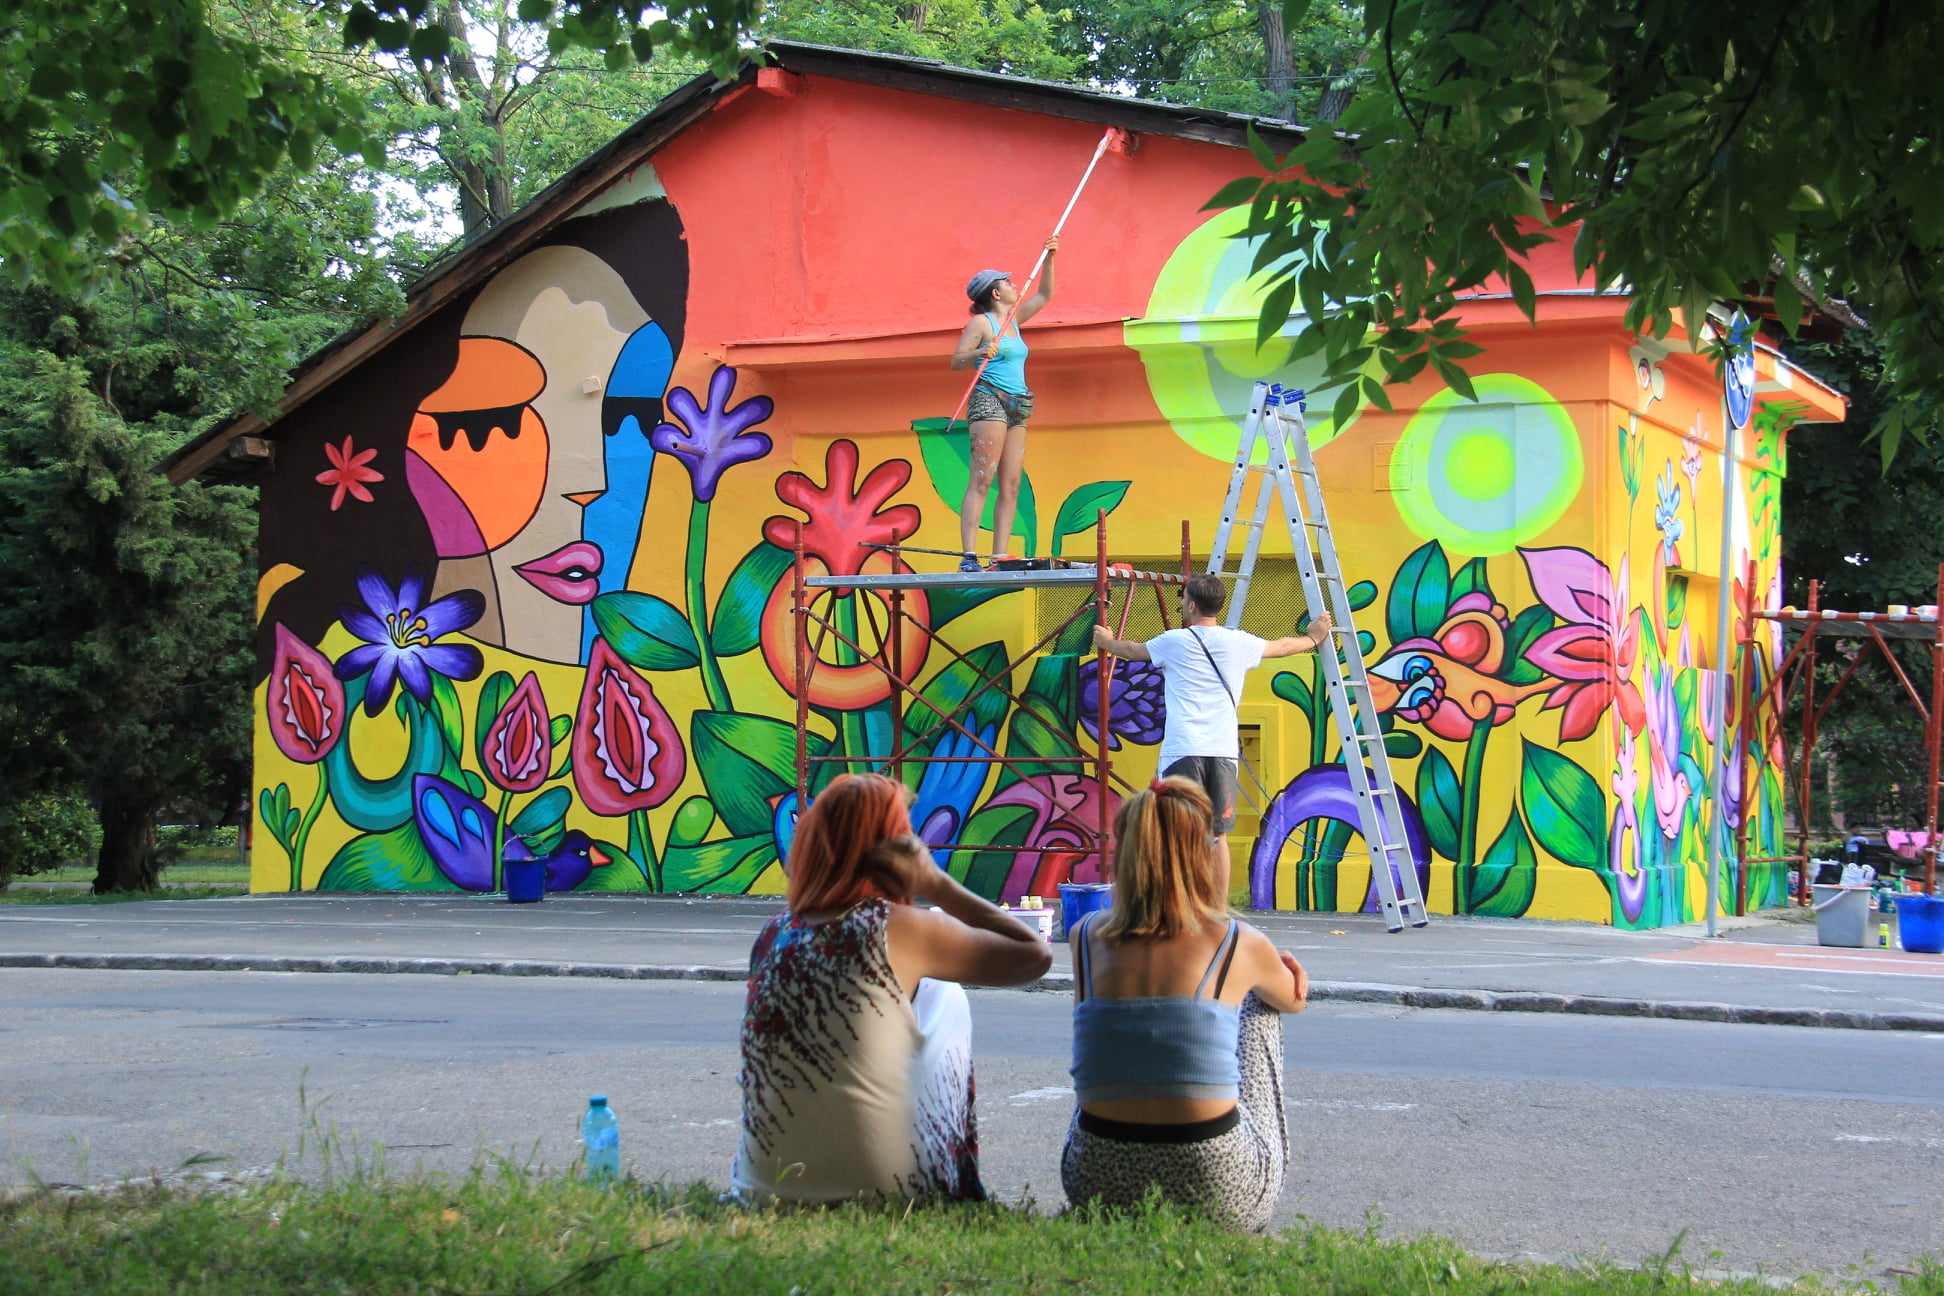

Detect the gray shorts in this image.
[968,383,1033,428]
[1163,756,1239,834]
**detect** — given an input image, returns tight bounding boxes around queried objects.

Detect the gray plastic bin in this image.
[1811,884,1871,948]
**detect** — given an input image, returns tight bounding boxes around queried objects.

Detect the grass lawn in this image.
[0,1173,1932,1295]
[1,856,251,904]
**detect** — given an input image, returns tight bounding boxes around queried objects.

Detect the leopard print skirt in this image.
[1059,994,1287,1232]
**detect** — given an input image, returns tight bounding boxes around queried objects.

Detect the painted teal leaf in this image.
[913,417,1039,555]
[1450,557,1491,602]
[1387,541,1451,644]
[591,591,699,671]
[926,582,1013,632]
[1520,739,1604,870]
[1346,580,1379,612]
[428,674,465,761]
[904,642,1012,755]
[955,801,1039,898]
[999,655,1080,791]
[316,823,460,892]
[509,786,571,842]
[713,541,793,657]
[324,680,445,832]
[693,711,828,837]
[1470,806,1537,916]
[1504,605,1556,685]
[1050,481,1132,557]
[473,672,515,770]
[1383,730,1423,759]
[1415,745,1462,861]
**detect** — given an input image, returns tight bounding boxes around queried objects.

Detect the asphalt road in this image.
[5,968,1942,1282]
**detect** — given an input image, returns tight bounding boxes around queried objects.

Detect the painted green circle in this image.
[1392,374,1583,555]
[1126,207,1376,463]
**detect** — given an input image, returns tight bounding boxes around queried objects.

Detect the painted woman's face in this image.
[406,246,658,664]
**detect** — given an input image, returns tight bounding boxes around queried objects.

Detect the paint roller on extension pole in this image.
[940,127,1134,448]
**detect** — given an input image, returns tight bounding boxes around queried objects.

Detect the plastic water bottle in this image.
[580,1096,619,1188]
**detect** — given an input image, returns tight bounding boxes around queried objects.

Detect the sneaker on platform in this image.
[957,554,983,573]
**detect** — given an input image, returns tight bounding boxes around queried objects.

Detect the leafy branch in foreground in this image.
[1218,0,1943,457]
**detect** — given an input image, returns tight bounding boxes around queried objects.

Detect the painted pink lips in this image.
[514,542,604,605]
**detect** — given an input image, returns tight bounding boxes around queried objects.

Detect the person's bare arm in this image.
[950,317,997,370]
[1015,235,1058,323]
[1261,611,1333,660]
[879,837,1051,991]
[1231,925,1308,1013]
[1091,623,1152,661]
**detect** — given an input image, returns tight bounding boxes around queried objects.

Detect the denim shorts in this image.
[968,383,1034,428]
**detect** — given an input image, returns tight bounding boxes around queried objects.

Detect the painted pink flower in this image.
[986,772,1120,904]
[1520,547,1646,742]
[1681,419,1704,490]
[268,624,345,764]
[1644,667,1691,841]
[316,436,383,511]
[483,672,552,794]
[573,640,685,816]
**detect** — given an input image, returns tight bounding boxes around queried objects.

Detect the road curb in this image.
[7,951,1944,1033]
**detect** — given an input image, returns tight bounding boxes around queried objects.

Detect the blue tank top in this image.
[1069,916,1242,1103]
[977,312,1029,395]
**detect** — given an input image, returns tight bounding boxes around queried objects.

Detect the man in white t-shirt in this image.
[1092,573,1331,878]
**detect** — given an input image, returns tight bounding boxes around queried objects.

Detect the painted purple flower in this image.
[1079,658,1166,749]
[1610,727,1647,924]
[649,363,774,501]
[335,566,484,715]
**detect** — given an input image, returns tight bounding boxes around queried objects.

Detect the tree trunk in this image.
[439,1,513,240]
[93,788,159,893]
[1316,66,1353,124]
[1257,2,1296,121]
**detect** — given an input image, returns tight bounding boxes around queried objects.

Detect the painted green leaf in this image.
[1470,806,1537,916]
[1520,739,1605,870]
[1666,574,1688,630]
[904,642,1013,757]
[955,801,1039,898]
[1000,655,1081,791]
[1503,605,1557,686]
[1272,670,1315,716]
[1450,557,1492,602]
[509,786,571,842]
[1346,580,1379,612]
[316,823,459,892]
[1415,745,1462,861]
[458,769,489,801]
[1383,730,1423,759]
[713,541,793,657]
[428,674,465,761]
[474,672,515,770]
[549,715,571,744]
[926,582,1012,632]
[913,417,1039,555]
[1387,541,1451,644]
[693,710,827,837]
[1049,481,1131,557]
[591,591,700,671]
[259,784,294,853]
[662,833,778,893]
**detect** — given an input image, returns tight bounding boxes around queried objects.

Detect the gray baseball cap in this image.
[966,269,1009,300]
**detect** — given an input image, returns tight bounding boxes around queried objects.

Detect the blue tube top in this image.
[1068,917,1242,1103]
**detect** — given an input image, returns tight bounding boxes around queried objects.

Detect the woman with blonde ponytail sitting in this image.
[1061,776,1309,1231]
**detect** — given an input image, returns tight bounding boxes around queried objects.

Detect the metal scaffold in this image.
[787,516,1193,882]
[1737,562,1944,906]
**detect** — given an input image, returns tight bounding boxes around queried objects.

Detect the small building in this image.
[177,43,1845,925]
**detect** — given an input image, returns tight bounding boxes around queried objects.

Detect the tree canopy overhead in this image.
[1222,0,1942,454]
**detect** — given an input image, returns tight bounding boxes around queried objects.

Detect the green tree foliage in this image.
[757,0,1079,80]
[1218,0,1944,452]
[0,790,100,888]
[1055,0,1366,123]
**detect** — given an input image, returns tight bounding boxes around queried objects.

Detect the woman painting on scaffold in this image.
[949,235,1058,572]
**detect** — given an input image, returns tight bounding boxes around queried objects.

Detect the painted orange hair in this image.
[785,773,917,914]
[1098,776,1227,941]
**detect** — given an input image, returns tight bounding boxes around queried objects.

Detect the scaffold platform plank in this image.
[805,566,1189,591]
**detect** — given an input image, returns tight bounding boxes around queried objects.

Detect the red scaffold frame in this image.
[1735,561,1944,906]
[787,515,1197,887]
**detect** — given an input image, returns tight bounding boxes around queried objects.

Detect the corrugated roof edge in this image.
[163,41,1317,485]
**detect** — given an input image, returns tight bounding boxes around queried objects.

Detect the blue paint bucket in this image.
[1059,883,1112,942]
[504,858,545,904]
[1897,893,1944,954]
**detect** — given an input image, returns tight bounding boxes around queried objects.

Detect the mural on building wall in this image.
[251,88,1828,925]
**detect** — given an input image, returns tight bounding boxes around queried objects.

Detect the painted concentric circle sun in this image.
[1392,374,1582,555]
[1126,207,1375,463]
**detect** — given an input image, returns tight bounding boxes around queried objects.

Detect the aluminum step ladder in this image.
[1207,381,1429,932]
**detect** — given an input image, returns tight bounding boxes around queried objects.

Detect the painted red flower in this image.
[316,436,384,511]
[483,672,552,794]
[1519,547,1647,743]
[268,624,345,764]
[572,639,685,815]
[758,439,930,708]
[762,439,920,579]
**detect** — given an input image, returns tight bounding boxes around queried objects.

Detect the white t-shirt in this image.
[1144,625,1267,771]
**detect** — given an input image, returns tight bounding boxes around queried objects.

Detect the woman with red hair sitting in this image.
[732,773,1054,1203]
